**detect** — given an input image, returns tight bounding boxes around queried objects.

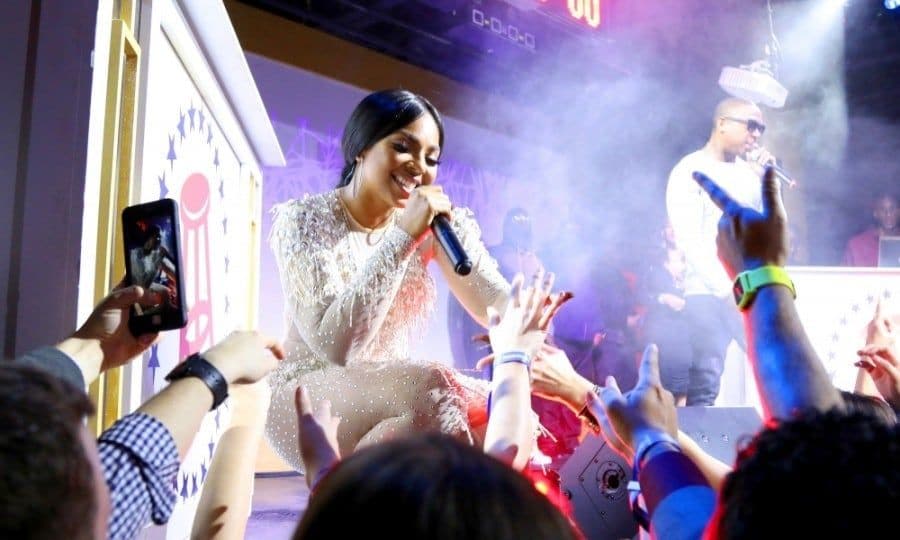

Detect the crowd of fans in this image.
[2,160,899,540]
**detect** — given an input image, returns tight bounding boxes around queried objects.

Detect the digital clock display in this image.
[472,8,537,50]
[468,0,602,53]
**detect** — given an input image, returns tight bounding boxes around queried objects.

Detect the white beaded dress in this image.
[265,190,509,471]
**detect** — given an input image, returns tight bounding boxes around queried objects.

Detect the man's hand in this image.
[586,344,678,463]
[528,344,593,411]
[203,331,285,385]
[692,167,788,279]
[56,282,160,384]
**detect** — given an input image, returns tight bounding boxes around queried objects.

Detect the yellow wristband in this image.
[732,265,796,310]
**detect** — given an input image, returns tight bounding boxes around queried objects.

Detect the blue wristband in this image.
[494,350,531,370]
[486,350,531,418]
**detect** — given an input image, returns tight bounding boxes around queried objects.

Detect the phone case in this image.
[121,198,189,335]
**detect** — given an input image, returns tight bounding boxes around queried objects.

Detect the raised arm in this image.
[482,271,553,470]
[14,284,159,389]
[191,381,271,540]
[270,199,417,366]
[588,345,714,540]
[692,168,842,420]
[101,331,284,539]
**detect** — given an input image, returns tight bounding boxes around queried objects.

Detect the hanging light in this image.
[719,0,789,108]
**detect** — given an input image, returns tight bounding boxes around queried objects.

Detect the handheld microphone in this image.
[746,147,797,188]
[771,164,797,189]
[432,214,472,276]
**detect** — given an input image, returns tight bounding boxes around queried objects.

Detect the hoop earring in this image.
[352,158,363,199]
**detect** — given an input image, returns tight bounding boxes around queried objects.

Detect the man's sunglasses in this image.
[723,116,766,135]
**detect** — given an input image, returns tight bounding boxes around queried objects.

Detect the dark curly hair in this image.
[709,408,900,539]
[0,365,97,540]
[293,433,579,540]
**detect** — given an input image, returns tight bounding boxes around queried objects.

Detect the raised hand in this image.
[866,298,899,348]
[486,270,554,358]
[528,344,589,410]
[475,289,572,371]
[586,344,678,463]
[539,290,574,330]
[856,344,900,411]
[692,167,788,279]
[295,385,342,489]
[203,331,285,385]
[70,282,160,370]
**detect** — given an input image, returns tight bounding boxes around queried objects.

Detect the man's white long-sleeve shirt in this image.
[666,149,762,297]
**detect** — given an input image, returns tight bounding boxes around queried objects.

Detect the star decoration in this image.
[158,173,168,198]
[188,104,197,131]
[177,112,186,140]
[148,345,160,369]
[167,135,177,169]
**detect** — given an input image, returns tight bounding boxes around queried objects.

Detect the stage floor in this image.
[247,473,309,539]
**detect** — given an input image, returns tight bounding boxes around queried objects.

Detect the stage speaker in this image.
[558,407,762,540]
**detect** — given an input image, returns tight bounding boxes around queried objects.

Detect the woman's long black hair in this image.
[337,89,444,187]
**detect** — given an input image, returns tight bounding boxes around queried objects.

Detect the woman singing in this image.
[266,90,561,472]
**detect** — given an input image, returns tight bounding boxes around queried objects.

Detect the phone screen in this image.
[123,199,187,333]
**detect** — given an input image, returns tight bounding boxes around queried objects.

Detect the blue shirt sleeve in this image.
[641,450,716,540]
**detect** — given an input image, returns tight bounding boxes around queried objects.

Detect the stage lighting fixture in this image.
[719,63,789,108]
[886,0,900,10]
[719,0,789,108]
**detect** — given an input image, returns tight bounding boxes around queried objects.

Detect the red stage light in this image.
[524,467,573,518]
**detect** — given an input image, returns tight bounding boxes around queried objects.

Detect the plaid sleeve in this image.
[99,413,180,540]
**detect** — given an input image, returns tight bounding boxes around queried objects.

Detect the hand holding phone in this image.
[122,199,188,335]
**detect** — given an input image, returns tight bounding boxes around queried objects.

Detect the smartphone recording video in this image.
[122,199,188,335]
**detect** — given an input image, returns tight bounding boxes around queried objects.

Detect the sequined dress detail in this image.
[265,190,508,471]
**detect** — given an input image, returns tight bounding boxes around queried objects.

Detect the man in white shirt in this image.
[665,97,767,405]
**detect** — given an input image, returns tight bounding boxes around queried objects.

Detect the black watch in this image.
[164,353,229,410]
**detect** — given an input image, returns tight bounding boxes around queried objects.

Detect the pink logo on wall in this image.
[179,172,214,358]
